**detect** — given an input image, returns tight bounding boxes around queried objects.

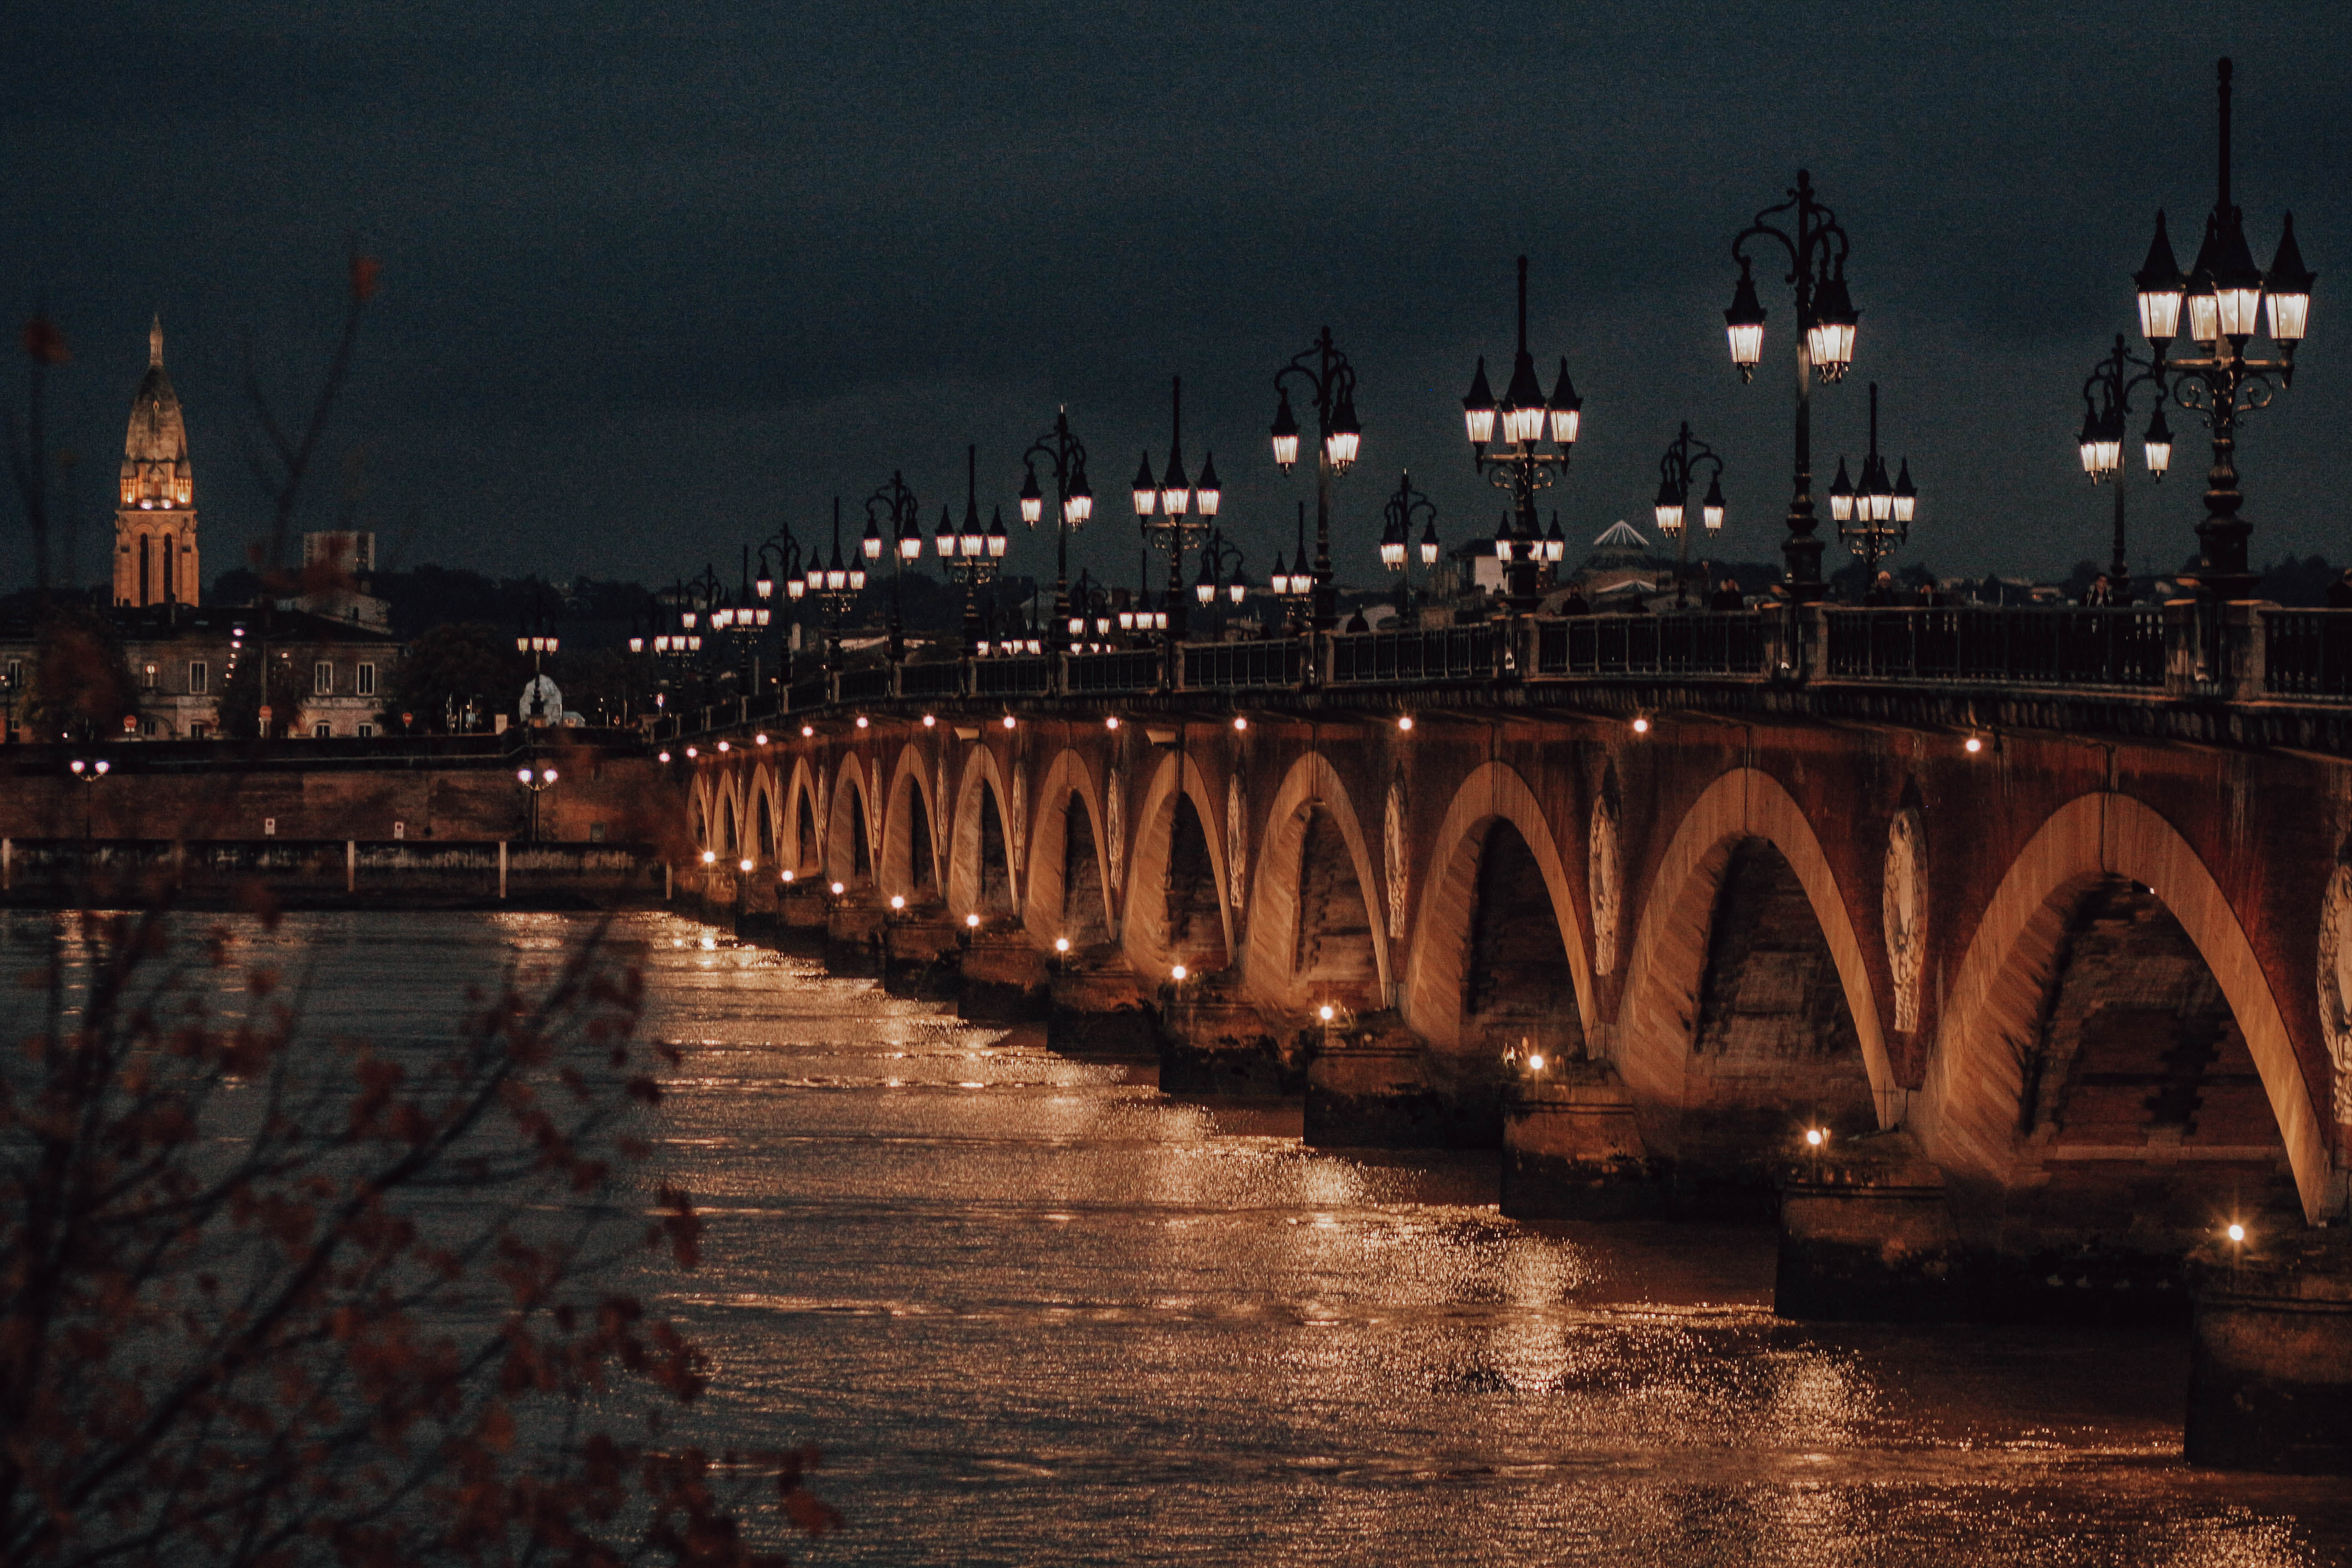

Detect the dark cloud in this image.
[5,0,2348,595]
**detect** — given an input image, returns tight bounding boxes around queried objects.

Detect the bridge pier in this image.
[1046,946,1157,1058]
[824,892,886,976]
[881,902,962,999]
[776,882,829,950]
[2186,1233,2352,1474]
[1500,1061,1661,1219]
[959,924,1049,1022]
[1775,1132,1967,1322]
[1304,1019,1439,1146]
[1157,975,1294,1096]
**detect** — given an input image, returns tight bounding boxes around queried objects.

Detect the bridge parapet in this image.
[657,605,2352,751]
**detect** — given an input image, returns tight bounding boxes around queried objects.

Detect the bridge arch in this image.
[1245,751,1392,1010]
[1021,749,1114,950]
[1402,761,1592,1056]
[1916,791,2331,1224]
[881,743,943,900]
[1123,749,1233,976]
[781,756,821,877]
[745,761,782,865]
[825,754,876,889]
[948,745,1020,919]
[1616,767,1896,1138]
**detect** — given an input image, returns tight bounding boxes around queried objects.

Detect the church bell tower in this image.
[114,315,200,608]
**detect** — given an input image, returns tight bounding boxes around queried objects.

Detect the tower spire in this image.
[149,313,163,368]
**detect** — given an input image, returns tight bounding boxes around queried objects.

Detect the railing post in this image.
[2224,601,2270,702]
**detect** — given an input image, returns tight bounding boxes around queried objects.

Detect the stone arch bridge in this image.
[670,605,2352,1470]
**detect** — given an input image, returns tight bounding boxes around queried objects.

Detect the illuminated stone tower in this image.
[113,315,200,608]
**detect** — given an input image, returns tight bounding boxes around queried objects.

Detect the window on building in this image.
[314,662,334,696]
[187,661,208,694]
[5,658,21,690]
[356,662,377,696]
[190,722,209,741]
[141,662,159,690]
[356,723,375,739]
[314,721,333,738]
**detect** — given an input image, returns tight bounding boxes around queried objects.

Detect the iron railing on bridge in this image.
[2261,609,2352,699]
[1328,624,1503,685]
[1065,648,1164,694]
[1184,640,1306,690]
[1533,612,1768,678]
[1823,606,2166,688]
[973,656,1054,697]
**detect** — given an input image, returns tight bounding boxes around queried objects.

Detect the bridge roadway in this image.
[670,605,2352,1472]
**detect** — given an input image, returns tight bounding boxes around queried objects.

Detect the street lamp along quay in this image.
[1724,168,1862,603]
[2119,58,2313,606]
[1461,256,1583,611]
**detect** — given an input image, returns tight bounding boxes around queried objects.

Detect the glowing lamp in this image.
[1420,521,1439,567]
[1019,467,1044,527]
[1724,264,1768,372]
[2266,212,2314,343]
[1461,356,1497,445]
[2135,210,2185,343]
[966,912,981,928]
[1964,735,1984,755]
[1828,457,1856,522]
[1702,475,1727,533]
[1170,963,1188,981]
[701,850,717,865]
[860,517,883,560]
[2143,409,2173,479]
[1806,273,1858,380]
[1270,390,1302,469]
[1548,360,1581,445]
[890,894,905,910]
[755,572,774,599]
[1001,714,1017,729]
[1232,715,1248,731]
[1653,475,1685,537]
[1891,461,1916,524]
[1196,452,1221,517]
[1063,469,1093,526]
[1132,452,1157,518]
[831,881,846,895]
[1055,936,1071,953]
[1631,716,1651,735]
[1397,715,1413,732]
[1324,388,1362,471]
[740,859,754,874]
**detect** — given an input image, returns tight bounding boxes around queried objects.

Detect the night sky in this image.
[7,2,2349,598]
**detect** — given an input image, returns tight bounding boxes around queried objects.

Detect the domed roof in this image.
[123,315,187,466]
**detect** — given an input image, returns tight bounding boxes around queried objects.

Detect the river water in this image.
[15,909,2351,1565]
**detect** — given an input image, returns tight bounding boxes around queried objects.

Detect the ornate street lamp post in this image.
[2074,334,2172,604]
[935,445,1010,654]
[2122,58,2314,603]
[1021,409,1095,648]
[1649,424,1726,608]
[1722,170,1862,602]
[752,519,807,684]
[1193,531,1250,617]
[802,499,868,671]
[1460,256,1583,612]
[1826,384,1917,586]
[1270,328,1362,629]
[1378,470,1440,619]
[1132,377,1222,644]
[861,471,924,663]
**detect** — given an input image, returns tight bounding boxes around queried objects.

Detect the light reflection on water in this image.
[9,909,2347,1567]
